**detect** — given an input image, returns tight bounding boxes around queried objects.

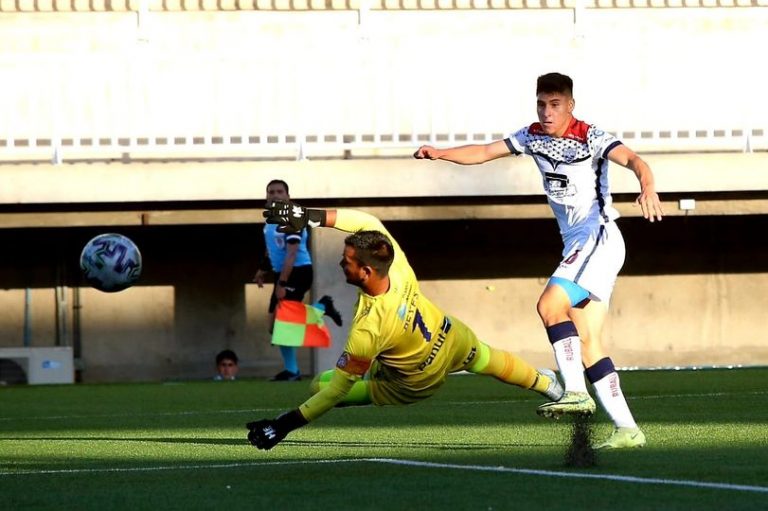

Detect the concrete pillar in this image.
[310,227,358,374]
[174,268,246,379]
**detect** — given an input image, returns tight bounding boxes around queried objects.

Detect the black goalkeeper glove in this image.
[263,200,326,234]
[246,409,308,450]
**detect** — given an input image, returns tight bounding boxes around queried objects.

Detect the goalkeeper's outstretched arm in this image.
[263,201,388,235]
[263,202,395,248]
[246,371,357,451]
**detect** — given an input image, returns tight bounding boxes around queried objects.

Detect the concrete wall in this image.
[3,152,768,206]
[314,214,768,373]
[2,210,765,383]
[0,223,316,381]
[1,151,766,383]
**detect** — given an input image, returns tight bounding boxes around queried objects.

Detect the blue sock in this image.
[279,346,299,374]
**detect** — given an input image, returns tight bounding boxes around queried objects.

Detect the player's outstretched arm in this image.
[264,201,391,236]
[263,201,402,259]
[608,145,664,223]
[246,370,358,450]
[413,140,510,165]
[263,201,330,233]
[246,409,308,450]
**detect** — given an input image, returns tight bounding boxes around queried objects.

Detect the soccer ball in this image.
[80,233,142,292]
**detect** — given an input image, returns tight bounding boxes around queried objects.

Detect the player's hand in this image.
[635,188,664,223]
[264,200,305,234]
[413,145,440,160]
[246,419,288,450]
[263,201,326,233]
[246,410,308,450]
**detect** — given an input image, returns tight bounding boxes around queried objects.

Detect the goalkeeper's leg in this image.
[310,369,372,406]
[447,317,562,401]
[466,342,562,400]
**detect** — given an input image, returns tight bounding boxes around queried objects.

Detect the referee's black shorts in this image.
[268,264,314,313]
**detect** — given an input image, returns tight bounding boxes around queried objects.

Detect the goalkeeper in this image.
[247,201,564,450]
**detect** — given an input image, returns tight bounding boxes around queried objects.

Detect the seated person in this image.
[214,349,239,381]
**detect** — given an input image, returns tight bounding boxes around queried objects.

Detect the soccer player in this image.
[253,180,342,381]
[413,72,663,449]
[246,202,564,450]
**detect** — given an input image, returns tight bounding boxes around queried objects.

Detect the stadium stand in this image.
[0,5,765,162]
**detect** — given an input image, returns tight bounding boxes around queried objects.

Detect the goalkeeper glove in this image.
[246,409,308,450]
[263,200,326,234]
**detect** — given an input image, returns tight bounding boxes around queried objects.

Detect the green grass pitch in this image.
[2,368,767,510]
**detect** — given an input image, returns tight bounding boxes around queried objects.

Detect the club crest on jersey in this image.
[563,147,578,163]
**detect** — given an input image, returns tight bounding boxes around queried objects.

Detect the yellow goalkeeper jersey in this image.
[299,209,463,421]
[339,209,454,389]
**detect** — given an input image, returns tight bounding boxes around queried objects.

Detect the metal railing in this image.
[1,0,766,12]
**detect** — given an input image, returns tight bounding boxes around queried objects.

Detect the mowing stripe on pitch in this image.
[2,457,767,495]
[4,390,766,422]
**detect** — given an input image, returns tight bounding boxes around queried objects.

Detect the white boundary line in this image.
[1,457,767,495]
[0,459,348,476]
[369,458,768,495]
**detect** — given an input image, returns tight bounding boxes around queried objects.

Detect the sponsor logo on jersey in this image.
[417,318,452,371]
[462,346,477,367]
[400,292,419,332]
[544,172,574,199]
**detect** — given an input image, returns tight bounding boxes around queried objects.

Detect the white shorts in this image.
[552,222,626,304]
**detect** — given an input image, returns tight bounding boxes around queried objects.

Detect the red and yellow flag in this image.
[272,300,331,348]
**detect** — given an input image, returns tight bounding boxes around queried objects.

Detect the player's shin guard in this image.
[310,369,372,406]
[547,321,588,393]
[467,343,546,392]
[585,357,637,428]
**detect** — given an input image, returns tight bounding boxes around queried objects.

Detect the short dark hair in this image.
[266,179,289,194]
[536,72,573,97]
[344,230,394,276]
[216,349,238,365]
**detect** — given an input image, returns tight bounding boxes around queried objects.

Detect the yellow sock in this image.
[467,343,550,393]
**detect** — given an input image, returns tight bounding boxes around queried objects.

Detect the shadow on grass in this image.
[281,439,551,449]
[1,436,553,449]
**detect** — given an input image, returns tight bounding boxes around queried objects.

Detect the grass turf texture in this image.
[2,368,767,510]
